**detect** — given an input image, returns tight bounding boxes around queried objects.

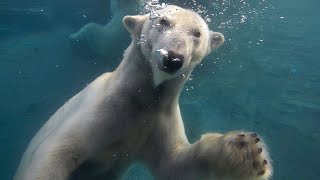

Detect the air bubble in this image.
[240,15,247,23]
[137,34,147,45]
[144,0,167,21]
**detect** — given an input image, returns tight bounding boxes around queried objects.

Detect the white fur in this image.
[69,0,143,56]
[15,5,271,180]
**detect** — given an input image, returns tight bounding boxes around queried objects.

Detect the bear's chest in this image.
[93,106,158,155]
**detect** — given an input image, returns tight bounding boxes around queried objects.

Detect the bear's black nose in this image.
[162,50,184,74]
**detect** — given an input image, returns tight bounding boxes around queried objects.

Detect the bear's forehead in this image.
[157,5,207,28]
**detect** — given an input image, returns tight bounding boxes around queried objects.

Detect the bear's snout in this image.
[161,50,184,74]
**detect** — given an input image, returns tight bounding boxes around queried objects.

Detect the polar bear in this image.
[69,0,144,57]
[69,0,181,57]
[14,5,272,180]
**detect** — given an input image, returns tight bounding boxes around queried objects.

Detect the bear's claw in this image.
[221,132,272,180]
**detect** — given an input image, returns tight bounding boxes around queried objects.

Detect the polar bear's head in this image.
[123,5,224,86]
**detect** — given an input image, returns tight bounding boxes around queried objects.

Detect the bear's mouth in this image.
[157,61,166,72]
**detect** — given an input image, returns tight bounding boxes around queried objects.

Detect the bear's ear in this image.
[207,31,225,54]
[123,15,148,36]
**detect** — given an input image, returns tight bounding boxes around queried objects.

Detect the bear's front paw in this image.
[217,132,272,180]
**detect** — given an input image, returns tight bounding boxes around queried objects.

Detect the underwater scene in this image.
[0,0,319,179]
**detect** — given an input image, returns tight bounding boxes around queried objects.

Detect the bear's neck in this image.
[114,41,190,108]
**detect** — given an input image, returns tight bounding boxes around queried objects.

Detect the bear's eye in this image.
[192,30,201,38]
[159,19,171,27]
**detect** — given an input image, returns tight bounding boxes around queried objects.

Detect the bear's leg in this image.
[28,143,85,180]
[196,131,273,180]
[157,132,272,180]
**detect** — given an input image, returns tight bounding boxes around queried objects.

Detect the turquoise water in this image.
[0,0,319,179]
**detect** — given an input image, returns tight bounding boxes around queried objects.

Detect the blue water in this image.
[0,0,319,179]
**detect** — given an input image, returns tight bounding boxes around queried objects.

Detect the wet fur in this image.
[14,5,271,180]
